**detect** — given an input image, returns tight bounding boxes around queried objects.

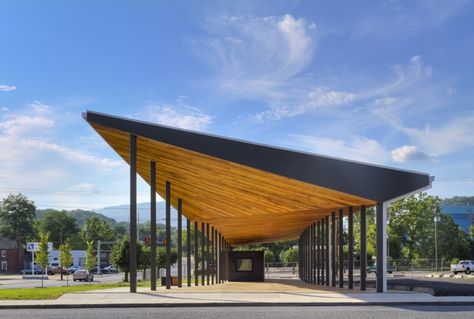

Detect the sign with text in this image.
[26,242,53,252]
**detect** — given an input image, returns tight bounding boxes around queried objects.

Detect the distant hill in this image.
[36,209,119,228]
[94,201,179,226]
[441,196,474,206]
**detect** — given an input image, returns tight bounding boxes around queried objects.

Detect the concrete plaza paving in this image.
[1,278,474,308]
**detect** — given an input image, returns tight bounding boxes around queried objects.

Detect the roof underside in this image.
[84,111,431,245]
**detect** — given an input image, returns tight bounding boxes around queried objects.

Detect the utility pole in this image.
[434,211,440,272]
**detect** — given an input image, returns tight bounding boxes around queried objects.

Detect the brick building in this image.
[0,239,23,273]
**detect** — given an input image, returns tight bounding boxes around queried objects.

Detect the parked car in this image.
[103,266,118,273]
[450,260,474,274]
[69,265,80,274]
[21,265,43,274]
[366,264,395,274]
[72,270,94,282]
[47,262,69,275]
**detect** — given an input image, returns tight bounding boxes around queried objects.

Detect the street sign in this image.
[26,242,53,252]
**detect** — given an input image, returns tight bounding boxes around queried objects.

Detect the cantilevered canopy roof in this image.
[84,111,432,245]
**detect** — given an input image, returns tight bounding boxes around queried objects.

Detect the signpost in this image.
[26,242,53,274]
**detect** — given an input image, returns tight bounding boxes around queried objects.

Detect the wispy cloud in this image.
[135,102,212,131]
[287,134,390,164]
[0,84,16,92]
[195,14,317,98]
[391,145,435,163]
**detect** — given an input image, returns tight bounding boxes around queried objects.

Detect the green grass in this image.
[0,281,152,300]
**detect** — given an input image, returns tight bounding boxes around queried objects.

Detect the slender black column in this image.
[206,223,210,285]
[325,216,329,286]
[331,212,336,287]
[177,198,183,288]
[150,161,157,291]
[201,223,205,285]
[339,209,344,288]
[187,218,191,287]
[129,135,137,293]
[194,221,199,286]
[304,228,308,282]
[360,206,367,291]
[317,220,320,285]
[320,220,324,284]
[165,181,171,289]
[311,224,314,284]
[211,227,215,285]
[218,233,222,283]
[348,206,354,289]
[376,202,385,293]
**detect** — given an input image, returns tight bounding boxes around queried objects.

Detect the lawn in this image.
[0,281,152,300]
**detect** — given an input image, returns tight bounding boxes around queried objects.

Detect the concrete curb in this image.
[2,301,474,309]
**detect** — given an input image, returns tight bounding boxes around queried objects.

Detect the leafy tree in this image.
[280,247,298,264]
[156,246,178,268]
[0,193,36,269]
[38,209,79,248]
[264,249,276,263]
[85,240,96,273]
[81,216,115,244]
[111,235,147,282]
[36,232,50,288]
[59,240,73,285]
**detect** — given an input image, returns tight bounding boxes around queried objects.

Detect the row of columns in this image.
[299,205,386,292]
[129,134,231,292]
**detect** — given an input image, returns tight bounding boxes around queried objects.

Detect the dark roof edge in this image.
[84,110,432,202]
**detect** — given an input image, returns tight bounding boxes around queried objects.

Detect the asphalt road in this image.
[1,306,474,319]
[0,273,123,289]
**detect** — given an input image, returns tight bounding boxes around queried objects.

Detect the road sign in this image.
[26,242,53,252]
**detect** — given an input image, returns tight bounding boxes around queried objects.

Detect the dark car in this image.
[366,264,395,274]
[21,265,42,274]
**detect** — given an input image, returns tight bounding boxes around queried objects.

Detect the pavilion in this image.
[83,110,433,293]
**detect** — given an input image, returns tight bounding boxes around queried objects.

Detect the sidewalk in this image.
[2,284,474,308]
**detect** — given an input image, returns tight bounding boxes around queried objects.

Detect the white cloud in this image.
[0,107,8,112]
[0,103,124,194]
[197,14,316,97]
[136,103,212,131]
[401,116,474,157]
[251,87,356,122]
[391,145,434,163]
[0,85,16,92]
[287,134,390,164]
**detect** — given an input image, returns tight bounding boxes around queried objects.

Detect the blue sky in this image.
[0,0,473,210]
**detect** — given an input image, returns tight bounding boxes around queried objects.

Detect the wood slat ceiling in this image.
[91,123,375,245]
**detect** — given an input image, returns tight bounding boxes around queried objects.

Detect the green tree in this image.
[38,209,79,248]
[280,247,298,264]
[0,193,36,270]
[156,246,178,268]
[81,216,115,244]
[264,249,276,263]
[85,240,96,273]
[59,240,73,285]
[111,235,147,282]
[36,232,50,288]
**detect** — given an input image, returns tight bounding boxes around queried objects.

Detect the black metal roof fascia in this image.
[84,111,431,202]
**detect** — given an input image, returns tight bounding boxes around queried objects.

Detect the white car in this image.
[450,260,474,274]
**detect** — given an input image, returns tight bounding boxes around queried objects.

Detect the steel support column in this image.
[150,161,157,291]
[186,217,191,287]
[325,216,330,286]
[218,233,222,283]
[360,205,367,291]
[312,223,316,284]
[376,202,388,293]
[194,221,198,286]
[317,220,320,285]
[177,198,182,288]
[206,223,210,285]
[348,206,354,289]
[165,181,171,289]
[129,135,137,293]
[331,212,336,287]
[211,226,215,285]
[339,209,344,288]
[201,223,205,285]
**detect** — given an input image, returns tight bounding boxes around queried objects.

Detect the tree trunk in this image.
[124,271,129,282]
